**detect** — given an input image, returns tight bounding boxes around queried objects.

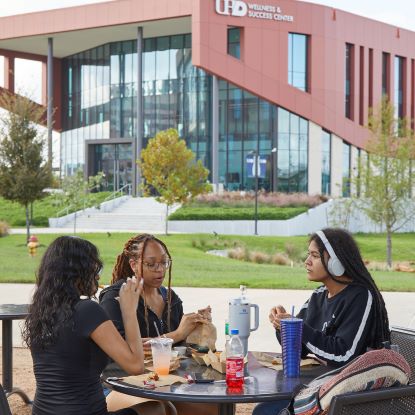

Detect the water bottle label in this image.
[226,357,244,379]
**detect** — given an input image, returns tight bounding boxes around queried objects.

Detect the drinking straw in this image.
[291,305,295,319]
[153,321,162,338]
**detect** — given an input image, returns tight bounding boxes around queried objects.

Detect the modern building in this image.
[0,0,414,196]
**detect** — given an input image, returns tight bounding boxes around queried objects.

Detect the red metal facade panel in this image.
[192,0,415,148]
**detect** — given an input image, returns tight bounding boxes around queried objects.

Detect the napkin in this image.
[252,351,320,371]
[122,374,187,387]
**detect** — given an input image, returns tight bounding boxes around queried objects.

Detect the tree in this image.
[0,92,52,241]
[53,169,104,234]
[139,128,211,234]
[355,97,415,267]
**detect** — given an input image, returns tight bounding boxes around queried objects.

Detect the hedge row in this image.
[168,206,308,221]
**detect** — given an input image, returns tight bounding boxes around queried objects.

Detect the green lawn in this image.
[0,233,414,291]
[0,193,112,227]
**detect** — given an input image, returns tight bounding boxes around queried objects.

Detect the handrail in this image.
[102,183,132,203]
[55,184,132,218]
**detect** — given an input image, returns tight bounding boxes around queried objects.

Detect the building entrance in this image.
[93,143,132,192]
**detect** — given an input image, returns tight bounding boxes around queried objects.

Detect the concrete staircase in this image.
[63,197,173,233]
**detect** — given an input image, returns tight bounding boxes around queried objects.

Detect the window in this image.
[382,52,390,97]
[394,56,404,119]
[345,43,354,119]
[288,33,308,92]
[321,130,331,195]
[368,48,374,109]
[342,142,351,197]
[228,27,241,59]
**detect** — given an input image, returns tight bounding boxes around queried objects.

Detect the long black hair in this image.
[111,233,173,337]
[310,228,390,348]
[23,236,102,350]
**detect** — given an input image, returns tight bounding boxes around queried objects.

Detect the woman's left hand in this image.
[272,313,293,330]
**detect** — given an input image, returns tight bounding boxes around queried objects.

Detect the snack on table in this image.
[147,372,159,381]
[143,379,156,389]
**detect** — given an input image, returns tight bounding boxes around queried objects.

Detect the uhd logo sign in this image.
[215,0,247,16]
[215,0,294,22]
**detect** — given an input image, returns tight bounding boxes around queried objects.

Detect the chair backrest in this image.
[391,326,415,383]
[0,384,12,415]
[327,383,415,415]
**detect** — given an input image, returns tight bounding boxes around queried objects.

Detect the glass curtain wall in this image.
[219,80,308,192]
[62,34,308,192]
[142,34,211,168]
[321,130,331,195]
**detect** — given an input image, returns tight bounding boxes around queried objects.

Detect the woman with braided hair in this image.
[100,234,212,415]
[99,233,205,344]
[253,228,391,415]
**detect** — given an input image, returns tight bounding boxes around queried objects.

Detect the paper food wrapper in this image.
[192,349,247,374]
[123,373,187,387]
[252,351,320,371]
[186,307,217,352]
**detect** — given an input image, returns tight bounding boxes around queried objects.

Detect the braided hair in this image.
[112,233,173,337]
[310,228,390,349]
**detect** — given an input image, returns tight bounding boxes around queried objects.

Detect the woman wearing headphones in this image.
[253,227,390,415]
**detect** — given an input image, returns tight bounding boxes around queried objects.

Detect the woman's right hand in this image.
[176,312,205,340]
[119,277,143,316]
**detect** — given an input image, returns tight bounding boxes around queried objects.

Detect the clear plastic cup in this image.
[150,337,173,375]
[280,318,303,377]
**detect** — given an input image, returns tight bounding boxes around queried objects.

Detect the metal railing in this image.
[55,184,132,218]
[102,183,132,203]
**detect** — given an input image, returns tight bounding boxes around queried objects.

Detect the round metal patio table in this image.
[103,352,328,415]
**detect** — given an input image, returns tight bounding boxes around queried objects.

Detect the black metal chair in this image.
[391,326,415,383]
[327,383,415,414]
[0,384,12,415]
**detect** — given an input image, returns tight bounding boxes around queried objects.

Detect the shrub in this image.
[249,251,270,264]
[228,247,247,261]
[169,206,308,220]
[0,220,9,237]
[285,242,303,262]
[270,253,291,266]
[191,191,327,208]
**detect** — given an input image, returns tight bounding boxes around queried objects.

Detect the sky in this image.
[0,0,414,98]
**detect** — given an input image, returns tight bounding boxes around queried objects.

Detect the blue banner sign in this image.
[246,154,267,178]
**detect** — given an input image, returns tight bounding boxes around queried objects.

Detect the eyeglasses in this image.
[142,259,171,271]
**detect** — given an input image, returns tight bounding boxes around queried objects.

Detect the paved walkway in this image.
[1,284,414,352]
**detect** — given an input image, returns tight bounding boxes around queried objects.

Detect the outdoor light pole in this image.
[249,150,259,236]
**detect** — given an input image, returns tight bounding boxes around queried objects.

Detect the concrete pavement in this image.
[1,284,414,352]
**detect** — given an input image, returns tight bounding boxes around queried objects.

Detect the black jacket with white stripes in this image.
[277,284,374,367]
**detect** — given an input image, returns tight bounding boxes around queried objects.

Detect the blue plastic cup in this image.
[280,318,303,377]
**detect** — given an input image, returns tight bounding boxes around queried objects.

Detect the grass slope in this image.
[0,233,414,291]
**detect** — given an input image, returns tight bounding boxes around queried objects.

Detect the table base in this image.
[5,388,33,405]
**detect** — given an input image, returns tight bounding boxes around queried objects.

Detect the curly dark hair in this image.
[112,233,173,337]
[310,228,390,349]
[22,236,102,350]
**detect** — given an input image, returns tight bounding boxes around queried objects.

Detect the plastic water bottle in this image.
[226,329,244,391]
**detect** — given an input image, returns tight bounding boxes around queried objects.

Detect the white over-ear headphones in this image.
[316,230,345,277]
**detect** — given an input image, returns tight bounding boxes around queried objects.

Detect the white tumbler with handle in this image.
[228,285,259,357]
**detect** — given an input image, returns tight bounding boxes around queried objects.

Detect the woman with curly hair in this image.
[23,236,166,415]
